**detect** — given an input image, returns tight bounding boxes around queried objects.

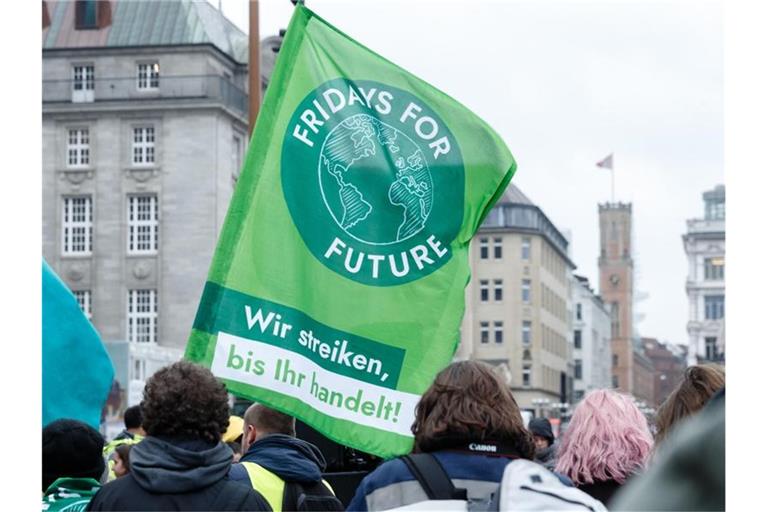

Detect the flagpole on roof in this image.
[248,0,261,136]
[596,153,615,203]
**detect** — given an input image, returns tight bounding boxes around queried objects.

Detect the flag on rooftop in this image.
[596,153,614,169]
[186,3,516,457]
[43,260,114,429]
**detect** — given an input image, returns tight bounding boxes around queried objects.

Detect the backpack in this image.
[391,455,607,512]
[493,460,608,511]
[282,480,345,511]
[393,453,486,511]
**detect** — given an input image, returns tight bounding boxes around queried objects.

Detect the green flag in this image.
[186,4,516,458]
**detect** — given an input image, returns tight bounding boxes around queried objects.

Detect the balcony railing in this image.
[686,217,725,235]
[42,74,247,116]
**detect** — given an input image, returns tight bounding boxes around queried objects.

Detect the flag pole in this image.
[248,0,261,137]
[611,166,615,203]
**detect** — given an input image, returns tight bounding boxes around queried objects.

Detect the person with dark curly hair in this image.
[86,361,270,511]
[347,360,537,511]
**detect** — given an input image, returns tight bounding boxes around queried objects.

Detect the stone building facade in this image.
[571,275,612,401]
[458,185,576,412]
[683,185,725,365]
[642,337,686,407]
[42,0,250,396]
[632,348,655,407]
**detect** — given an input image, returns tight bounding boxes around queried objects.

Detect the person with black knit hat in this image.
[528,417,557,470]
[43,418,106,511]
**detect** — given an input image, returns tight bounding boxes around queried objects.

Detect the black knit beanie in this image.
[528,417,555,445]
[43,419,105,492]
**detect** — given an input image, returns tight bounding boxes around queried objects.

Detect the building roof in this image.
[498,183,535,206]
[43,0,248,64]
[703,184,725,202]
[484,183,576,269]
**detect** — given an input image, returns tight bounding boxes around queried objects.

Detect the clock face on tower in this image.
[610,274,620,286]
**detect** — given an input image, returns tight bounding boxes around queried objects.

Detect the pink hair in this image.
[555,389,653,485]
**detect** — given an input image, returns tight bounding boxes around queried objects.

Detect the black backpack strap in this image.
[402,453,468,501]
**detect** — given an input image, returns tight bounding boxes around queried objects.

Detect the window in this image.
[612,375,619,388]
[493,237,503,259]
[611,302,620,338]
[704,257,725,281]
[521,237,531,260]
[73,290,92,320]
[479,237,489,259]
[523,349,531,360]
[62,196,93,255]
[132,358,147,381]
[493,279,503,301]
[67,128,90,167]
[574,329,582,349]
[132,127,155,166]
[522,321,531,346]
[574,359,582,380]
[232,133,244,182]
[480,321,489,344]
[494,321,503,344]
[127,289,157,343]
[72,65,94,102]
[576,303,582,321]
[705,337,718,360]
[522,279,531,303]
[127,195,159,255]
[479,280,489,302]
[574,390,584,401]
[706,199,725,220]
[137,62,160,90]
[75,0,98,29]
[704,295,725,320]
[522,364,531,388]
[612,354,619,367]
[73,65,94,90]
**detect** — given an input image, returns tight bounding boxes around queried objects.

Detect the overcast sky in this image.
[212,0,723,347]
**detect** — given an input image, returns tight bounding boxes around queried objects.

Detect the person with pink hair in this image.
[555,389,654,506]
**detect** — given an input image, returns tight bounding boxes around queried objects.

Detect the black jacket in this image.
[111,429,135,442]
[229,434,328,485]
[86,436,270,511]
[576,479,623,506]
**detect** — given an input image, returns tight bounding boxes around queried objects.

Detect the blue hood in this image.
[241,434,326,483]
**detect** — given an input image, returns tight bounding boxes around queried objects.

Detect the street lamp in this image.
[553,402,570,419]
[532,398,551,418]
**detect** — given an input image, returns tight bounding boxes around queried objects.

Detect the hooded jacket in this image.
[86,436,270,511]
[229,434,328,485]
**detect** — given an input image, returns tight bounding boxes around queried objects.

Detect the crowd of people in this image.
[42,360,725,511]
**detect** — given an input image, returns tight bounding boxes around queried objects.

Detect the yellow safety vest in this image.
[103,435,143,482]
[241,462,335,512]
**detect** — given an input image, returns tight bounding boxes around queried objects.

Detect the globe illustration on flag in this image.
[318,114,434,245]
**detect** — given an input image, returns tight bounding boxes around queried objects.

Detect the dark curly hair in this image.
[412,360,535,459]
[141,361,230,444]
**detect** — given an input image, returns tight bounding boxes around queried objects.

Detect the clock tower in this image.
[598,202,634,394]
